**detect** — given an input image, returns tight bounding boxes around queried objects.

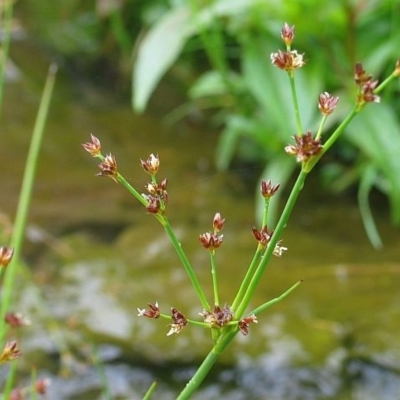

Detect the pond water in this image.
[1,50,400,399]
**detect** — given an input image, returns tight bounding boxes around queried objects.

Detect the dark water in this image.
[1,51,400,399]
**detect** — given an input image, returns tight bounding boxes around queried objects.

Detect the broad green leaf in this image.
[132,5,195,112]
[345,103,400,224]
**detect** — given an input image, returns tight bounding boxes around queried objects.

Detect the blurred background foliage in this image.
[15,0,400,245]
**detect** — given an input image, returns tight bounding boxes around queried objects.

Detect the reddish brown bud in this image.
[0,341,21,363]
[199,232,223,250]
[140,154,160,175]
[97,153,118,182]
[354,62,371,85]
[167,308,187,336]
[199,305,234,328]
[318,92,339,115]
[238,314,258,336]
[35,378,51,394]
[252,226,273,247]
[213,212,225,232]
[270,50,305,71]
[137,302,160,319]
[281,22,295,46]
[82,134,102,157]
[143,194,162,214]
[0,246,14,268]
[5,312,31,328]
[285,131,322,163]
[260,180,280,199]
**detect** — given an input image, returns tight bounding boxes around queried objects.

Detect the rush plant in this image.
[83,23,399,399]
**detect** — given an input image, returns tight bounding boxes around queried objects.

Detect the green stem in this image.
[176,327,238,400]
[0,64,57,334]
[116,173,148,207]
[210,251,219,306]
[232,197,269,311]
[288,72,303,134]
[231,248,262,311]
[235,170,308,319]
[250,279,303,316]
[163,219,210,310]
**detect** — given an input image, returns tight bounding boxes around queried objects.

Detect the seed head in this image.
[271,50,305,71]
[0,341,21,363]
[260,180,280,199]
[199,305,234,328]
[252,226,273,247]
[281,22,295,46]
[199,232,223,250]
[285,131,322,163]
[238,314,258,336]
[167,308,187,336]
[140,154,160,175]
[0,246,14,268]
[318,92,339,115]
[213,212,225,232]
[82,134,102,157]
[5,312,31,328]
[137,302,160,319]
[97,153,118,182]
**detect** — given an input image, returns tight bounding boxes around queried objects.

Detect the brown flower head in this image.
[199,305,234,328]
[260,179,280,199]
[238,314,258,336]
[252,226,273,247]
[0,341,21,363]
[142,194,162,214]
[35,378,51,395]
[285,131,322,163]
[213,212,225,232]
[167,308,187,336]
[270,50,305,71]
[145,178,168,206]
[137,302,160,319]
[318,92,339,115]
[281,22,295,46]
[354,62,371,85]
[359,79,380,104]
[5,312,31,328]
[82,134,102,157]
[199,232,223,250]
[140,154,160,175]
[97,153,118,182]
[0,246,14,268]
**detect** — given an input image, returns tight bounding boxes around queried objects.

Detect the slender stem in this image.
[163,219,210,310]
[0,64,57,333]
[250,279,303,316]
[116,173,148,206]
[235,170,308,319]
[210,251,219,306]
[231,248,262,311]
[288,72,303,134]
[315,114,328,141]
[143,381,158,400]
[176,328,238,400]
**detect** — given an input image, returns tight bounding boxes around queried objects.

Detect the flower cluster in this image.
[285,131,323,163]
[167,308,188,336]
[199,305,234,328]
[199,212,225,250]
[270,49,305,72]
[140,154,168,214]
[354,62,380,105]
[0,246,14,268]
[318,92,339,115]
[137,302,160,319]
[0,341,21,363]
[238,315,258,336]
[260,179,280,199]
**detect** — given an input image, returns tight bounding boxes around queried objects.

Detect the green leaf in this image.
[132,5,195,112]
[345,103,400,224]
[358,165,383,249]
